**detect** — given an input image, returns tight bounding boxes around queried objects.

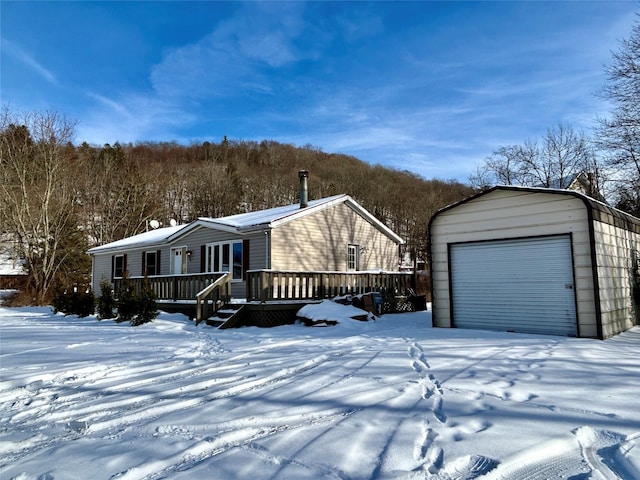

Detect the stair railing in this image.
[195,272,231,326]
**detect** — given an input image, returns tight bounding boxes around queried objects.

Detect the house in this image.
[88,173,405,307]
[428,185,640,339]
[0,253,27,290]
[543,171,604,202]
[0,237,27,290]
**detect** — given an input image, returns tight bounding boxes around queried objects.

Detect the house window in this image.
[113,254,126,278]
[347,244,360,271]
[206,241,243,281]
[143,251,160,276]
[233,242,243,279]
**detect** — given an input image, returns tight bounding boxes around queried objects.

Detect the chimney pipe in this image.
[298,170,309,208]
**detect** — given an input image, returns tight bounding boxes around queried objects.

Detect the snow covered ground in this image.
[1,296,639,480]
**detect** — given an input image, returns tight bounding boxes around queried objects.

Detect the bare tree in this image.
[0,108,86,303]
[470,124,603,198]
[596,12,640,216]
[78,142,165,245]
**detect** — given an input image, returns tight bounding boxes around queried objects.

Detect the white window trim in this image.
[347,244,360,271]
[206,241,244,282]
[113,254,125,279]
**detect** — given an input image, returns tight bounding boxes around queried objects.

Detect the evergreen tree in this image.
[131,277,158,326]
[96,280,117,320]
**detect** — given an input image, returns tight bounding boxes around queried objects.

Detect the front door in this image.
[172,247,187,274]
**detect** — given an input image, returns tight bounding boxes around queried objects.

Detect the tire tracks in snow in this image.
[2,338,315,430]
[0,344,357,469]
[111,409,359,480]
[482,426,638,480]
[105,339,389,480]
[87,350,349,434]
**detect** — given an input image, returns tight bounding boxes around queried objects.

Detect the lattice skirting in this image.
[382,298,416,314]
[245,307,299,327]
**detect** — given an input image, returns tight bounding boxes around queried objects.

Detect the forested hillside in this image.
[1,110,474,303]
[75,139,473,249]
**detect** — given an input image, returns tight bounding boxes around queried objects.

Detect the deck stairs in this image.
[205,303,247,329]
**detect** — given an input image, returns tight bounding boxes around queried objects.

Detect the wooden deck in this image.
[246,270,413,302]
[113,272,231,323]
[114,270,416,327]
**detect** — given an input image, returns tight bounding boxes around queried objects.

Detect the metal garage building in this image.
[428,186,640,339]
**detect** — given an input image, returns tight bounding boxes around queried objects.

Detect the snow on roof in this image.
[89,197,347,254]
[89,194,403,254]
[198,194,347,230]
[88,224,187,254]
[0,253,26,276]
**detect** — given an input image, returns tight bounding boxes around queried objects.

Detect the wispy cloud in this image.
[1,37,58,86]
[149,3,309,100]
[86,92,134,120]
[76,91,197,146]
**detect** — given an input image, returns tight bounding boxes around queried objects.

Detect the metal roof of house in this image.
[196,194,348,231]
[172,193,404,243]
[88,224,188,254]
[89,194,404,255]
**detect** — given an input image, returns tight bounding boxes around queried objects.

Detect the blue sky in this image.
[1,1,637,182]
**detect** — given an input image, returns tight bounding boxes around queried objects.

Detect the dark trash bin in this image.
[409,295,426,311]
[372,292,383,315]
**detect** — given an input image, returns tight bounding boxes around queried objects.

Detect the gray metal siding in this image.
[172,227,266,274]
[450,235,578,336]
[170,227,267,300]
[91,228,268,300]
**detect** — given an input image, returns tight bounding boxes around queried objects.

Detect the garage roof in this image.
[431,186,640,234]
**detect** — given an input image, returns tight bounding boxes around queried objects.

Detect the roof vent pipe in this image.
[299,170,309,208]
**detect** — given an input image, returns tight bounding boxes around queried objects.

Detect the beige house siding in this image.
[270,202,399,271]
[593,220,640,338]
[90,195,403,303]
[430,190,596,335]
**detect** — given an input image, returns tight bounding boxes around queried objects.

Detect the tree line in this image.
[0,112,473,304]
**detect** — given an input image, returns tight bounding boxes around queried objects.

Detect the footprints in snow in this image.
[408,341,495,478]
[409,342,446,424]
[408,341,447,474]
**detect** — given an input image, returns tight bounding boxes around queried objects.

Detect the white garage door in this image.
[450,235,577,336]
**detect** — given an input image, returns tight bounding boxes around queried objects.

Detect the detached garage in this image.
[429,186,640,339]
